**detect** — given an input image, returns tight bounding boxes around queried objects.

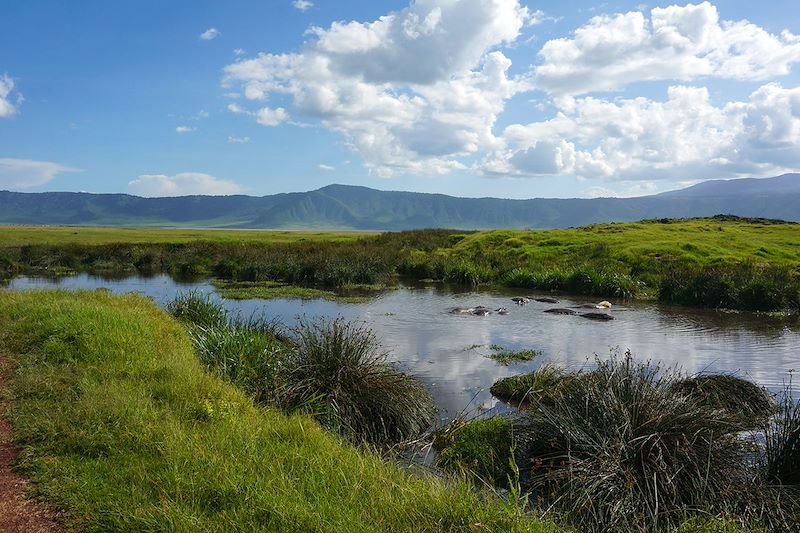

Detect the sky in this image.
[1,0,799,199]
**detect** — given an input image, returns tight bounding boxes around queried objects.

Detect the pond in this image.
[5,274,799,421]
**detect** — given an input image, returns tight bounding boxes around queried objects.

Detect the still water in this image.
[6,274,799,420]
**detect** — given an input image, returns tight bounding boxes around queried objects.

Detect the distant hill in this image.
[1,173,799,230]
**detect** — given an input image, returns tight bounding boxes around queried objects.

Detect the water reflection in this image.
[5,274,799,419]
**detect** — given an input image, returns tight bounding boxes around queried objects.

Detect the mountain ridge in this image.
[1,173,799,230]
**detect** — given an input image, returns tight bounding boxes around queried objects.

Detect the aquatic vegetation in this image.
[277,318,436,444]
[487,346,542,366]
[432,417,515,486]
[670,374,776,428]
[165,290,226,328]
[489,364,567,405]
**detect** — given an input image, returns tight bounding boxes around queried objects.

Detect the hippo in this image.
[495,307,509,315]
[511,296,530,305]
[471,307,492,316]
[575,301,612,309]
[533,297,559,304]
[580,312,615,321]
[544,308,577,315]
[449,307,474,314]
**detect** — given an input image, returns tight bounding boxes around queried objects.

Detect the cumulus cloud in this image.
[200,28,220,41]
[223,0,532,176]
[0,158,80,189]
[0,74,22,118]
[175,125,195,134]
[127,172,242,197]
[292,0,313,11]
[221,1,800,183]
[484,83,800,181]
[534,2,800,95]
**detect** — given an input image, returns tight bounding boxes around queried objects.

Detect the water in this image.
[6,274,799,420]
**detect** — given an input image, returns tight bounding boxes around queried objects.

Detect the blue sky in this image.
[1,0,799,199]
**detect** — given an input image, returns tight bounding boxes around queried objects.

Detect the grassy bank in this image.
[0,290,549,532]
[1,216,799,311]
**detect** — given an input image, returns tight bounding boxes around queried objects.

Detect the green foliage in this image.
[490,364,566,405]
[487,346,542,366]
[433,417,515,486]
[278,318,437,444]
[0,290,553,532]
[166,290,227,329]
[670,374,776,428]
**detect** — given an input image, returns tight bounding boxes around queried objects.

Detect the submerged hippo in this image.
[511,297,530,305]
[449,307,475,314]
[495,307,509,315]
[533,297,559,304]
[471,306,492,316]
[574,300,612,309]
[580,312,615,321]
[544,308,578,315]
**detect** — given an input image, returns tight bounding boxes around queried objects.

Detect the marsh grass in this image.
[487,346,542,366]
[165,290,226,328]
[489,364,566,406]
[670,374,776,428]
[432,417,515,486]
[515,354,757,532]
[278,318,436,444]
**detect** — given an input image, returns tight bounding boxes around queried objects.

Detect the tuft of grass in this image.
[277,318,437,444]
[0,290,554,532]
[763,383,800,486]
[670,374,776,429]
[490,364,566,405]
[433,417,515,486]
[165,290,226,329]
[487,346,542,366]
[212,280,374,303]
[514,353,757,532]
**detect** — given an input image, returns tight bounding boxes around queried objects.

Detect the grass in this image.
[0,289,553,532]
[211,279,378,303]
[432,417,516,487]
[489,364,566,406]
[2,216,799,310]
[487,346,542,366]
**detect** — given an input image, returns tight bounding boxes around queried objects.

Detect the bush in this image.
[278,318,436,444]
[166,290,227,329]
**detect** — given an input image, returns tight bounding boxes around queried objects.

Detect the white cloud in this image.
[0,74,22,118]
[292,0,313,12]
[200,28,220,41]
[227,135,251,144]
[255,107,288,126]
[233,48,246,56]
[221,1,800,183]
[223,0,532,176]
[175,125,195,134]
[127,172,242,197]
[534,2,800,95]
[317,164,335,171]
[485,82,800,181]
[0,158,80,189]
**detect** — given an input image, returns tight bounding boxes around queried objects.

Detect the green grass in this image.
[432,417,516,487]
[2,216,799,311]
[487,346,542,366]
[211,280,378,303]
[0,290,553,532]
[489,364,566,406]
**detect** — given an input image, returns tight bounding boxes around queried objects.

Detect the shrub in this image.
[277,318,436,444]
[490,364,566,406]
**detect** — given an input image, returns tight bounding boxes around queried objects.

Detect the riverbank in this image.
[0,290,550,532]
[1,215,798,312]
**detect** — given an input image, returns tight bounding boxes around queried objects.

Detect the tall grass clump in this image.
[670,374,776,428]
[278,318,436,444]
[489,364,566,406]
[763,384,800,486]
[515,354,753,532]
[165,290,227,328]
[432,417,515,486]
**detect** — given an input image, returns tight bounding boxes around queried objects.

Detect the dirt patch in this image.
[0,355,62,532]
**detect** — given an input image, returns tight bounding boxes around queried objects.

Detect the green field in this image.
[1,216,799,311]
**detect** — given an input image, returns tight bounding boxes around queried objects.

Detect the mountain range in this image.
[1,173,799,230]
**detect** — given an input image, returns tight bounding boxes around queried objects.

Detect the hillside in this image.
[1,173,799,230]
